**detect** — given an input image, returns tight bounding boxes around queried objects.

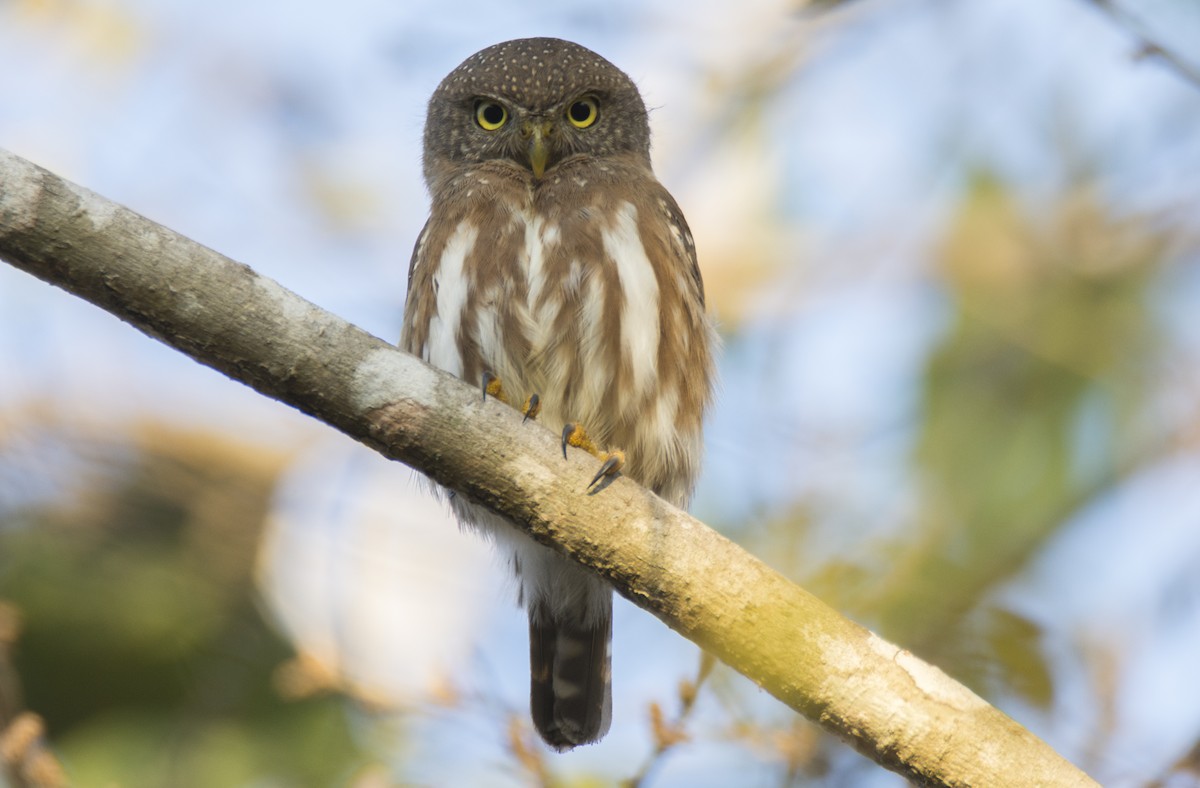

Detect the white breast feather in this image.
[603,202,661,403]
[575,264,608,416]
[523,212,556,357]
[424,220,477,378]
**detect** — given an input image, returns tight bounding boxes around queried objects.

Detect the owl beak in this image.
[522,120,554,179]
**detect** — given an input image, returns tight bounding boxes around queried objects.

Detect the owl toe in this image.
[588,450,625,489]
[561,423,624,490]
[522,393,541,423]
[481,370,506,403]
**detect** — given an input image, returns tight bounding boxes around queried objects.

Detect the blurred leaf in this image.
[0,418,367,786]
[14,0,143,66]
[868,174,1168,668]
[982,608,1053,709]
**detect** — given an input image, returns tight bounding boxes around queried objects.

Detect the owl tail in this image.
[528,592,613,751]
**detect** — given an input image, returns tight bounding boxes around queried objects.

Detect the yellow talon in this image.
[561,422,599,458]
[589,450,625,488]
[561,423,625,489]
[482,372,539,425]
[522,393,541,423]
[481,371,507,403]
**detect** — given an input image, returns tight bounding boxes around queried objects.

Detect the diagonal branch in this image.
[1084,0,1200,90]
[0,148,1095,786]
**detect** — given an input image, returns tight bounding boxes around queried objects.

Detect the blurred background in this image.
[3,0,1200,785]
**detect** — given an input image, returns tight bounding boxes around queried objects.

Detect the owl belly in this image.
[409,199,703,509]
[504,204,697,506]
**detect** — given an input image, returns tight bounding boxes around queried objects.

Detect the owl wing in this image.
[405,219,431,297]
[655,187,706,310]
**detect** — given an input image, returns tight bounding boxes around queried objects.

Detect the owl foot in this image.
[522,393,541,423]
[481,371,506,403]
[561,423,626,490]
[481,372,541,423]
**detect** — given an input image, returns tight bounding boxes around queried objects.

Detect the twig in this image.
[624,652,716,788]
[1085,0,1200,90]
[0,603,66,788]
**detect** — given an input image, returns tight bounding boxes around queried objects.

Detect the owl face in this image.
[422,38,652,189]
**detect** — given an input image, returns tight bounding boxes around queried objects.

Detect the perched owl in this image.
[401,37,716,750]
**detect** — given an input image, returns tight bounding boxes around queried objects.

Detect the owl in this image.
[400,37,716,750]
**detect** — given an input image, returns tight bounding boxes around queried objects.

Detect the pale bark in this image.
[0,148,1097,786]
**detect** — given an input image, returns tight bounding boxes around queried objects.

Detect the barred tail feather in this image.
[528,593,613,751]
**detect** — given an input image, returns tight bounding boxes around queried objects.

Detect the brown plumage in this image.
[400,37,716,750]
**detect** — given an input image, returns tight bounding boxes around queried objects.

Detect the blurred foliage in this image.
[859,178,1148,611]
[0,421,367,787]
[729,170,1190,781]
[775,172,1176,717]
[1085,0,1200,91]
[876,176,1163,670]
[12,0,144,67]
[734,172,1176,743]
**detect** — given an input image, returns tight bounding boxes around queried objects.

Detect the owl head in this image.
[422,38,651,189]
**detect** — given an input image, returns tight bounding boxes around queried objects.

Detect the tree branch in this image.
[0,148,1096,786]
[1084,0,1200,91]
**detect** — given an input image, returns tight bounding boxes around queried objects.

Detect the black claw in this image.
[523,393,540,424]
[561,423,575,460]
[589,456,622,488]
[481,371,494,402]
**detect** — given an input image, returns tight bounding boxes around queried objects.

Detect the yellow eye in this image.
[566,97,598,128]
[475,100,507,131]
